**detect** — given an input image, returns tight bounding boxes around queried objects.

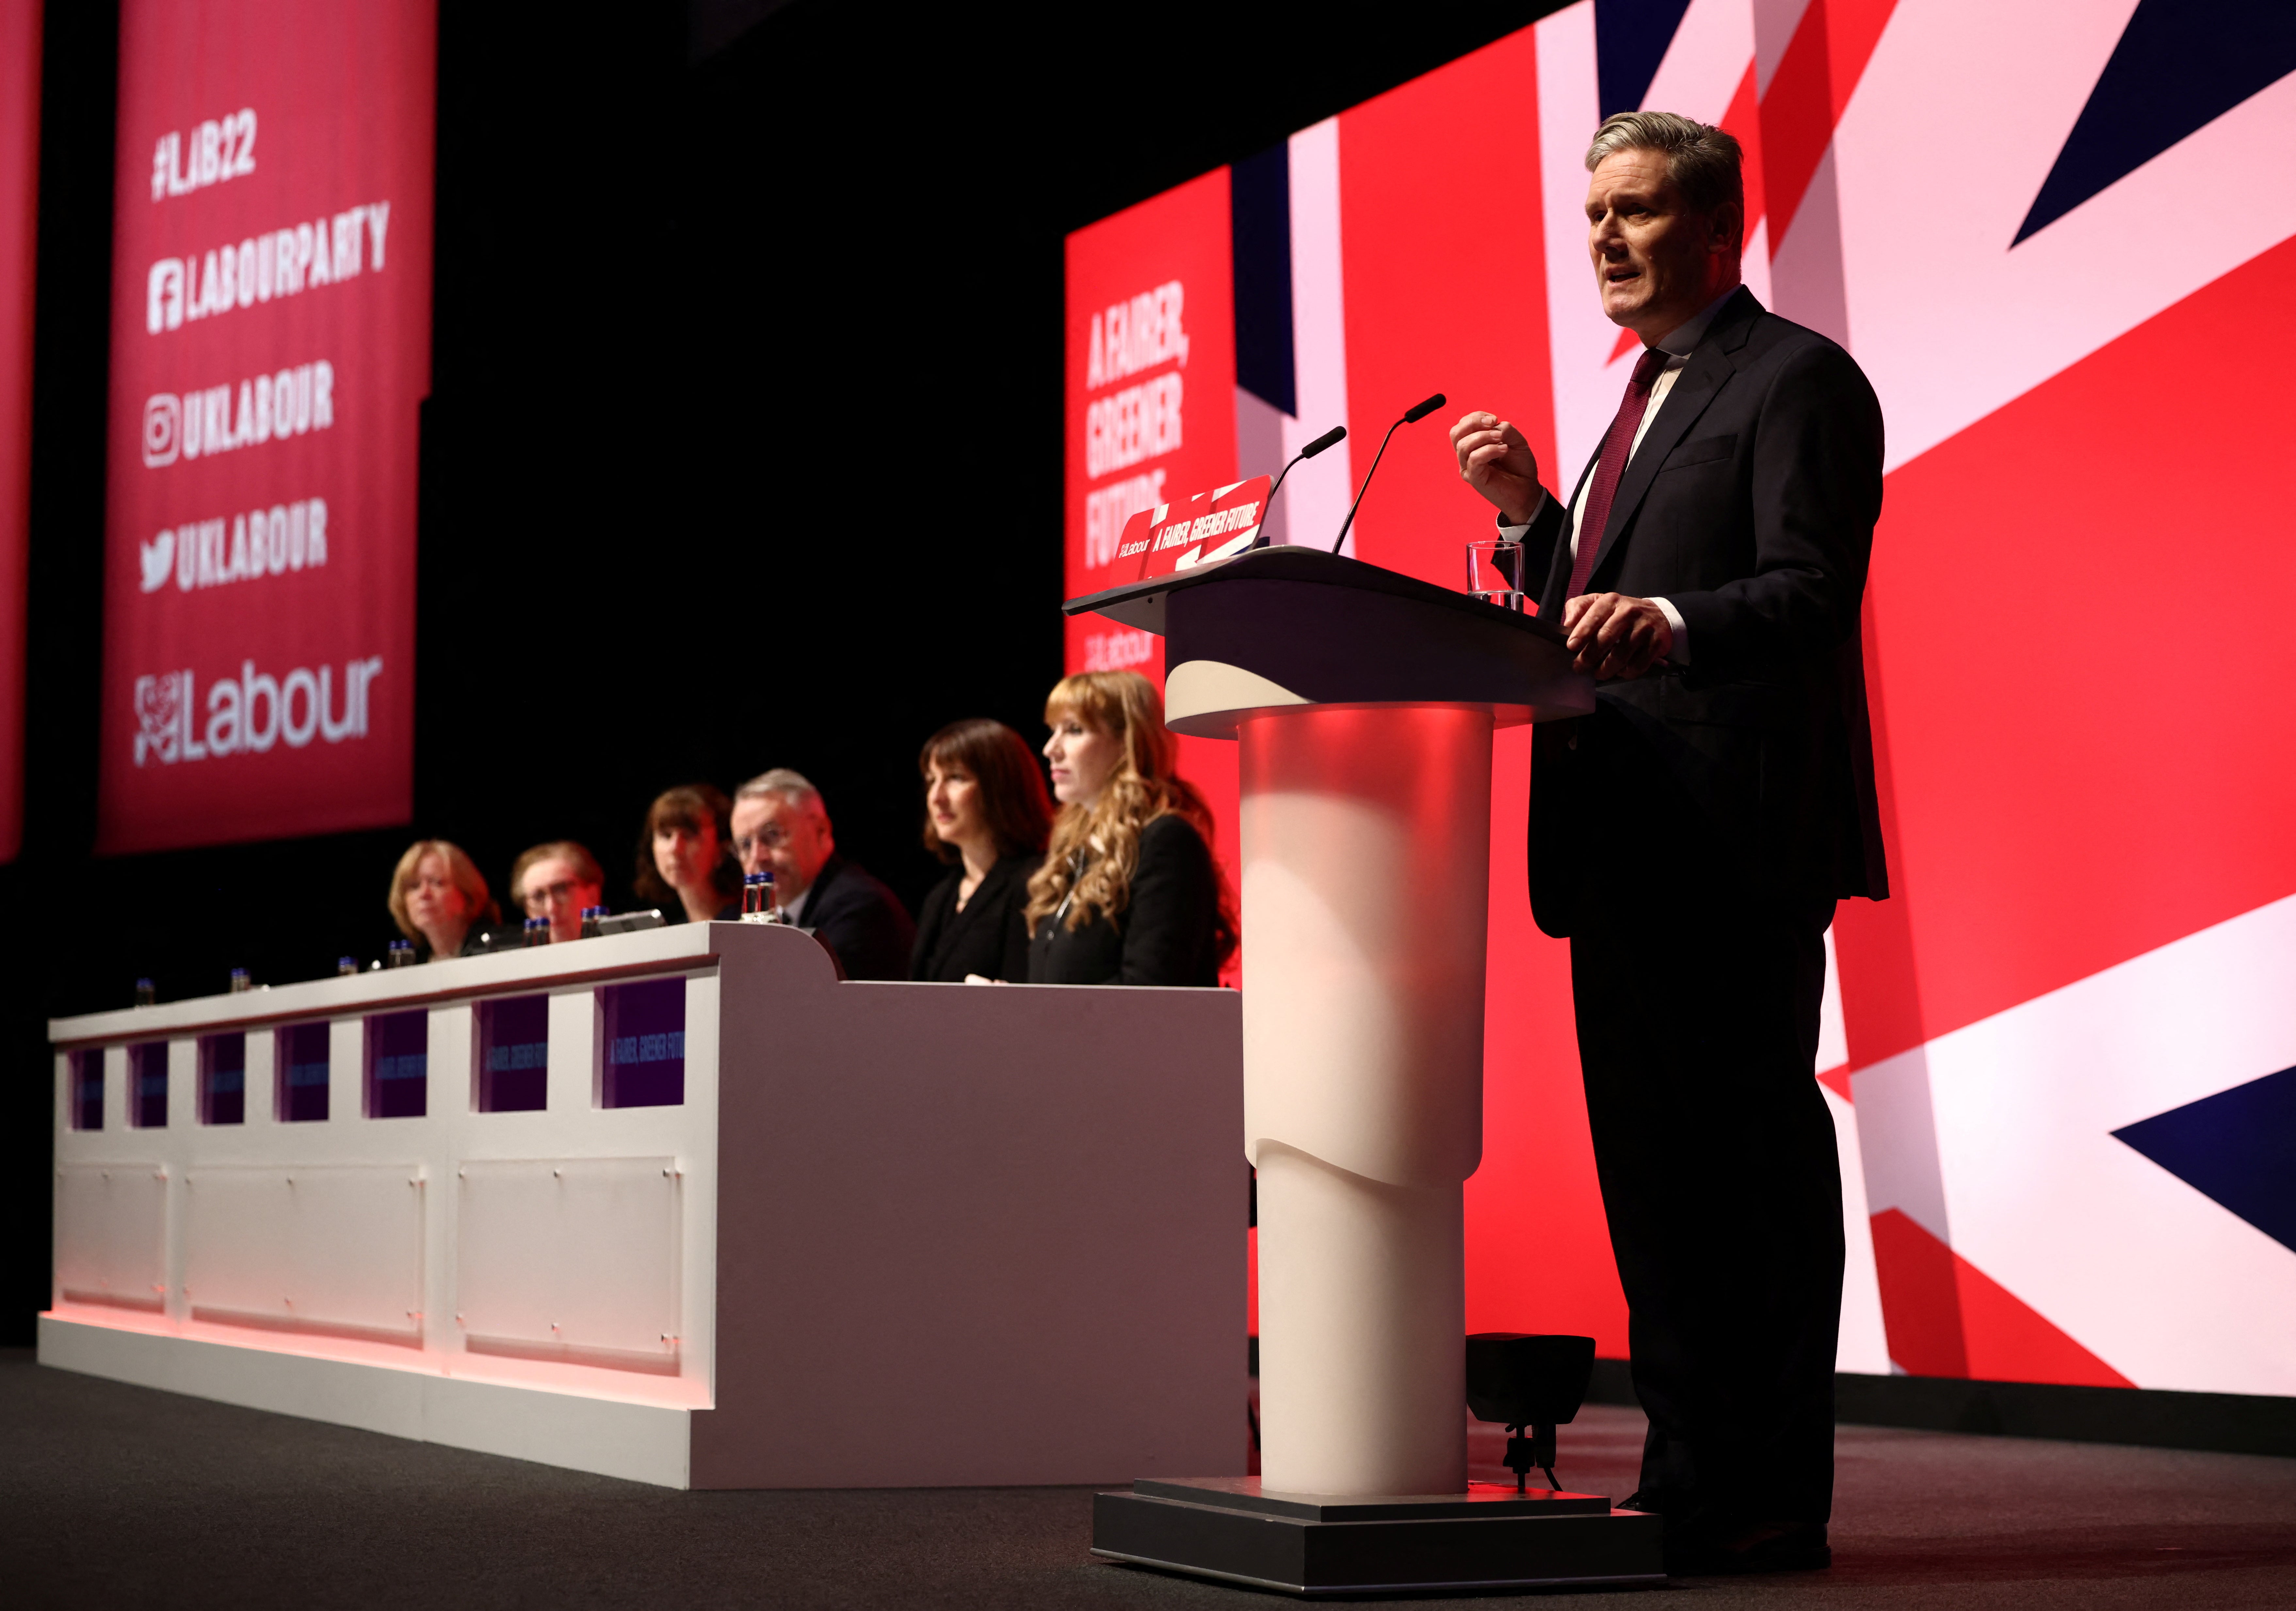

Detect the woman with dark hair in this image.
[1025,671,1236,987]
[634,784,741,924]
[387,839,501,961]
[910,719,1055,982]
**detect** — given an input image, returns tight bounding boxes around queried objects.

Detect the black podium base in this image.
[1091,1477,1666,1597]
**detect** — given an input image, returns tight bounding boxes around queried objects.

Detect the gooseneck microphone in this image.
[1331,393,1445,554]
[1248,424,1347,550]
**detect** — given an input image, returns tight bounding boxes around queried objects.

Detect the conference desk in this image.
[41,921,1245,1489]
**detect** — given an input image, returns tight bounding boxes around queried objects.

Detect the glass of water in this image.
[1466,538,1528,612]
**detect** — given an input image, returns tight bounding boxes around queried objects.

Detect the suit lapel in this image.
[1581,287,1762,591]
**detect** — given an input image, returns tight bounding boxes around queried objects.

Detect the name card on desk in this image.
[1120,476,1272,582]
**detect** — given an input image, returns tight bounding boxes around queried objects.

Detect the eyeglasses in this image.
[734,826,792,856]
[522,880,584,910]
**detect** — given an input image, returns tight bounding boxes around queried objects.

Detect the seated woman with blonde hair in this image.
[388,839,500,961]
[1025,670,1235,986]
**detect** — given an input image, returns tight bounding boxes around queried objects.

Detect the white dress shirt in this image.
[1499,285,1741,664]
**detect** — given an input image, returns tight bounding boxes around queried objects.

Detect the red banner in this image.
[96,0,435,854]
[0,0,38,864]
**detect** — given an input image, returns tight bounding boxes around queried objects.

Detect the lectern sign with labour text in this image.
[1121,476,1271,582]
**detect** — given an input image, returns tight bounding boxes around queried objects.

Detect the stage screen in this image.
[97,0,436,855]
[0,0,37,865]
[1064,0,2296,1397]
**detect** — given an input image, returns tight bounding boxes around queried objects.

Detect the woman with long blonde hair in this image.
[1024,671,1235,986]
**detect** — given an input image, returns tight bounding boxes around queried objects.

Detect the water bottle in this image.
[387,939,414,969]
[229,967,252,993]
[580,905,602,940]
[134,978,156,1007]
[336,956,359,977]
[758,867,783,923]
[524,915,549,947]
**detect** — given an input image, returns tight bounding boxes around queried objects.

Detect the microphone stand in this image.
[1249,425,1346,550]
[1331,394,1444,554]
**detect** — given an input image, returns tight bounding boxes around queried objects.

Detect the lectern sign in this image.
[1122,475,1271,582]
[95,0,436,854]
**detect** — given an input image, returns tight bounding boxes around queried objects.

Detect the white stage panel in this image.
[54,1164,167,1311]
[184,1164,425,1341]
[457,1157,681,1362]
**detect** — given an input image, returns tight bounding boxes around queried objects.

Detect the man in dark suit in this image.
[731,769,916,981]
[1451,110,1886,1575]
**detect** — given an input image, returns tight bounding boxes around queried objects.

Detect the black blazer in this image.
[1522,287,1887,934]
[1027,813,1221,987]
[910,852,1036,982]
[793,854,915,981]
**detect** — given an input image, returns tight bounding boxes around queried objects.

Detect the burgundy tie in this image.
[1567,345,1673,600]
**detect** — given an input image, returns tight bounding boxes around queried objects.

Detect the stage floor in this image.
[6,1349,2292,1608]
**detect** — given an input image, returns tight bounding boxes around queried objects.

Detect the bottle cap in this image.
[136,977,153,990]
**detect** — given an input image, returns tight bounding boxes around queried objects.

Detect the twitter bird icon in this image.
[140,530,175,594]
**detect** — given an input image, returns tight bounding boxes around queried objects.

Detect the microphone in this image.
[1331,393,1444,554]
[1247,424,1347,550]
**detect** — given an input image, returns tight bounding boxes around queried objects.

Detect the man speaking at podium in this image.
[1452,111,1886,1574]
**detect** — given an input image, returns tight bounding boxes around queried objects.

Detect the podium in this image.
[1073,547,1667,1594]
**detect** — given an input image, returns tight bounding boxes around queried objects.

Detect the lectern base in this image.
[1091,1478,1667,1597]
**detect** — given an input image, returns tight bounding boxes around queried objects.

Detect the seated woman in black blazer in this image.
[1025,670,1236,987]
[909,719,1054,982]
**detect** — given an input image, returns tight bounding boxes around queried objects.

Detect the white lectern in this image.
[1073,547,1666,1594]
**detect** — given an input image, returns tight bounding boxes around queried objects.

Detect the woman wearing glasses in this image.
[1025,670,1235,987]
[910,719,1055,982]
[509,840,606,943]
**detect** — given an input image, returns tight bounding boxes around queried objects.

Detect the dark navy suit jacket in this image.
[1519,287,1888,935]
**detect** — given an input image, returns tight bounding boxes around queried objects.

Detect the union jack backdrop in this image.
[1065,0,2296,1396]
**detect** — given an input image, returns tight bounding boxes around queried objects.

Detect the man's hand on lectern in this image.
[1450,411,1542,525]
[1563,592,1673,680]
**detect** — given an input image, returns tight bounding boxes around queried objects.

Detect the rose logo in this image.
[133,672,182,765]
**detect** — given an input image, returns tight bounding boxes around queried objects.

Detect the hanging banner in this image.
[96,0,435,854]
[0,0,38,865]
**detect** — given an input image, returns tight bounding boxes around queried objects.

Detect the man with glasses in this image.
[731,769,915,981]
[510,841,606,944]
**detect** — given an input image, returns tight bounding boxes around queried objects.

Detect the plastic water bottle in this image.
[229,967,252,993]
[387,939,414,969]
[524,915,549,947]
[336,956,359,977]
[580,905,602,940]
[134,978,156,1007]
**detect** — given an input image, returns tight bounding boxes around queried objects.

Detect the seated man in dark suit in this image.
[1450,110,1887,1576]
[730,768,916,981]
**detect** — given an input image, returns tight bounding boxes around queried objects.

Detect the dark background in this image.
[0,0,1567,1342]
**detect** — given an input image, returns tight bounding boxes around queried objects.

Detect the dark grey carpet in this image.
[5,1349,2293,1608]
